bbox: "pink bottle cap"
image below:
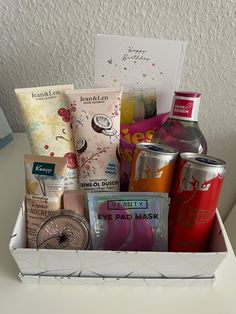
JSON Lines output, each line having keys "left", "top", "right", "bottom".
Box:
{"left": 174, "top": 91, "right": 201, "bottom": 98}
{"left": 63, "top": 190, "right": 85, "bottom": 216}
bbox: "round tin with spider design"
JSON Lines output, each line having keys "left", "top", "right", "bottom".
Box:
{"left": 36, "top": 210, "right": 90, "bottom": 250}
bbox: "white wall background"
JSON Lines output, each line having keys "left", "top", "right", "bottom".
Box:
{"left": 1, "top": 0, "right": 236, "bottom": 219}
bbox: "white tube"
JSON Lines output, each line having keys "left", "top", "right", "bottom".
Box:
{"left": 15, "top": 84, "right": 79, "bottom": 190}
{"left": 66, "top": 87, "right": 122, "bottom": 194}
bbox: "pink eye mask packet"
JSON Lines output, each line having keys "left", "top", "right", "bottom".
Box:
{"left": 88, "top": 192, "right": 169, "bottom": 252}
{"left": 120, "top": 113, "right": 169, "bottom": 191}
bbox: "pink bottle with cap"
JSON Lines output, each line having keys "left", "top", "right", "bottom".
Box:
{"left": 151, "top": 91, "right": 207, "bottom": 154}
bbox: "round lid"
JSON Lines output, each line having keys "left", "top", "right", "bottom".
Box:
{"left": 174, "top": 91, "right": 201, "bottom": 98}
{"left": 136, "top": 142, "right": 178, "bottom": 155}
{"left": 180, "top": 152, "right": 226, "bottom": 168}
{"left": 36, "top": 210, "right": 90, "bottom": 250}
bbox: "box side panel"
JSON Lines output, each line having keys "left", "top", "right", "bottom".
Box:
{"left": 208, "top": 211, "right": 228, "bottom": 253}
{"left": 11, "top": 249, "right": 226, "bottom": 279}
{"left": 19, "top": 273, "right": 215, "bottom": 287}
{"left": 10, "top": 204, "right": 228, "bottom": 280}
{"left": 9, "top": 202, "right": 26, "bottom": 250}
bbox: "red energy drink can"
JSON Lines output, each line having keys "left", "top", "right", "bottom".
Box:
{"left": 128, "top": 143, "right": 178, "bottom": 193}
{"left": 169, "top": 152, "right": 226, "bottom": 252}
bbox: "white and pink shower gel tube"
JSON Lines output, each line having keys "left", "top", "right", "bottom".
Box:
{"left": 66, "top": 88, "right": 122, "bottom": 194}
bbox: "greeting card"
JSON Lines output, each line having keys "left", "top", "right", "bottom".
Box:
{"left": 94, "top": 35, "right": 187, "bottom": 115}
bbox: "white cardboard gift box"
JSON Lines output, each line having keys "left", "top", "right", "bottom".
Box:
{"left": 9, "top": 201, "right": 228, "bottom": 286}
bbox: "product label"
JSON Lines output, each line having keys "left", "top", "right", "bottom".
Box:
{"left": 177, "top": 205, "right": 211, "bottom": 226}
{"left": 108, "top": 199, "right": 148, "bottom": 210}
{"left": 32, "top": 162, "right": 55, "bottom": 176}
{"left": 48, "top": 184, "right": 63, "bottom": 192}
{"left": 97, "top": 198, "right": 160, "bottom": 221}
{"left": 172, "top": 99, "right": 193, "bottom": 118}
{"left": 80, "top": 179, "right": 119, "bottom": 190}
{"left": 129, "top": 147, "right": 176, "bottom": 193}
{"left": 25, "top": 195, "right": 59, "bottom": 248}
{"left": 178, "top": 161, "right": 224, "bottom": 193}
{"left": 97, "top": 212, "right": 159, "bottom": 221}
{"left": 31, "top": 90, "right": 60, "bottom": 100}
{"left": 80, "top": 95, "right": 109, "bottom": 104}
{"left": 171, "top": 97, "right": 200, "bottom": 121}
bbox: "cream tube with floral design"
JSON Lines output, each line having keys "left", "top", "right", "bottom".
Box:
{"left": 15, "top": 85, "right": 79, "bottom": 190}
{"left": 66, "top": 88, "right": 122, "bottom": 195}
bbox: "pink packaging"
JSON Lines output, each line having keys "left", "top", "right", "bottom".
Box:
{"left": 88, "top": 192, "right": 170, "bottom": 252}
{"left": 120, "top": 113, "right": 169, "bottom": 190}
